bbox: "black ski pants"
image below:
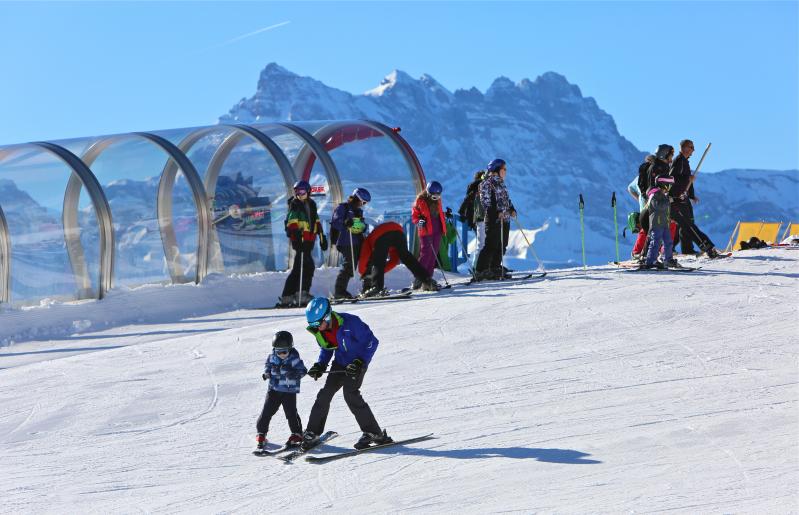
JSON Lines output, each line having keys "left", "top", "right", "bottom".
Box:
{"left": 334, "top": 244, "right": 360, "bottom": 296}
{"left": 281, "top": 248, "right": 314, "bottom": 296}
{"left": 475, "top": 219, "right": 509, "bottom": 273}
{"left": 305, "top": 362, "right": 381, "bottom": 436}
{"left": 367, "top": 231, "right": 429, "bottom": 290}
{"left": 671, "top": 201, "right": 714, "bottom": 252}
{"left": 256, "top": 390, "right": 303, "bottom": 435}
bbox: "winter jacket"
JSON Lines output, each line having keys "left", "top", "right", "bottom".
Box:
{"left": 645, "top": 188, "right": 671, "bottom": 230}
{"left": 479, "top": 174, "right": 514, "bottom": 224}
{"left": 263, "top": 348, "right": 308, "bottom": 393}
{"left": 357, "top": 222, "right": 403, "bottom": 276}
{"left": 458, "top": 177, "right": 484, "bottom": 229}
{"left": 627, "top": 177, "right": 646, "bottom": 212}
{"left": 669, "top": 154, "right": 696, "bottom": 201}
{"left": 638, "top": 157, "right": 669, "bottom": 195}
{"left": 330, "top": 201, "right": 366, "bottom": 248}
{"left": 437, "top": 219, "right": 457, "bottom": 271}
{"left": 285, "top": 197, "right": 323, "bottom": 251}
{"left": 412, "top": 194, "right": 447, "bottom": 238}
{"left": 308, "top": 312, "right": 379, "bottom": 367}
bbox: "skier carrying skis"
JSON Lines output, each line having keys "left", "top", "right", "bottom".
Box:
{"left": 475, "top": 158, "right": 516, "bottom": 280}
{"left": 411, "top": 181, "right": 447, "bottom": 288}
{"left": 668, "top": 139, "right": 720, "bottom": 258}
{"left": 330, "top": 188, "right": 371, "bottom": 300}
{"left": 279, "top": 181, "right": 327, "bottom": 307}
{"left": 301, "top": 297, "right": 392, "bottom": 450}
{"left": 358, "top": 221, "right": 437, "bottom": 296}
{"left": 643, "top": 176, "right": 677, "bottom": 269}
{"left": 255, "top": 331, "right": 308, "bottom": 452}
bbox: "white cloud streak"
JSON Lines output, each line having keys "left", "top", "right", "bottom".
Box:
{"left": 212, "top": 21, "right": 291, "bottom": 49}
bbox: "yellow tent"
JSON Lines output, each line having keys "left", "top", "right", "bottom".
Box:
{"left": 725, "top": 221, "right": 783, "bottom": 251}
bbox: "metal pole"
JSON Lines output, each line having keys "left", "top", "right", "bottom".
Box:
{"left": 579, "top": 194, "right": 586, "bottom": 270}
{"left": 612, "top": 192, "right": 620, "bottom": 264}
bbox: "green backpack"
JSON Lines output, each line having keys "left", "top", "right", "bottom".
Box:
{"left": 624, "top": 212, "right": 640, "bottom": 237}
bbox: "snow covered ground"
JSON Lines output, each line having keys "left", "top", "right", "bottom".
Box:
{"left": 1, "top": 249, "right": 797, "bottom": 513}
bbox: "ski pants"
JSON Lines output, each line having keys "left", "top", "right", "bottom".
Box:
{"left": 256, "top": 390, "right": 303, "bottom": 435}
{"left": 418, "top": 233, "right": 442, "bottom": 278}
{"left": 334, "top": 243, "right": 361, "bottom": 296}
{"left": 646, "top": 226, "right": 673, "bottom": 265}
{"left": 475, "top": 220, "right": 509, "bottom": 273}
{"left": 305, "top": 362, "right": 381, "bottom": 436}
{"left": 366, "top": 231, "right": 428, "bottom": 290}
{"left": 281, "top": 248, "right": 314, "bottom": 297}
{"left": 633, "top": 228, "right": 648, "bottom": 256}
{"left": 671, "top": 201, "right": 713, "bottom": 253}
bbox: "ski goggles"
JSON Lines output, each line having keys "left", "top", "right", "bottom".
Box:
{"left": 274, "top": 347, "right": 291, "bottom": 357}
{"left": 294, "top": 189, "right": 308, "bottom": 196}
{"left": 430, "top": 194, "right": 440, "bottom": 201}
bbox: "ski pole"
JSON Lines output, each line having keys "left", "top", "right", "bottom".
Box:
{"left": 579, "top": 194, "right": 586, "bottom": 270}
{"left": 611, "top": 192, "right": 620, "bottom": 264}
{"left": 693, "top": 142, "right": 712, "bottom": 177}
{"left": 452, "top": 217, "right": 476, "bottom": 277}
{"left": 432, "top": 248, "right": 451, "bottom": 288}
{"left": 349, "top": 229, "right": 356, "bottom": 292}
{"left": 512, "top": 217, "right": 545, "bottom": 271}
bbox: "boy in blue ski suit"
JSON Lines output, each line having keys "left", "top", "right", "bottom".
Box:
{"left": 644, "top": 176, "right": 676, "bottom": 268}
{"left": 255, "top": 331, "right": 308, "bottom": 451}
{"left": 301, "top": 297, "right": 392, "bottom": 450}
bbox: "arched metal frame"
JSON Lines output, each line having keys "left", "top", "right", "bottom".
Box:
{"left": 0, "top": 142, "right": 114, "bottom": 304}
{"left": 162, "top": 123, "right": 297, "bottom": 272}
{"left": 81, "top": 133, "right": 211, "bottom": 284}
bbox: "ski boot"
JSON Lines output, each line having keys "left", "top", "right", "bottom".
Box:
{"left": 421, "top": 279, "right": 440, "bottom": 292}
{"left": 411, "top": 278, "right": 423, "bottom": 290}
{"left": 301, "top": 430, "right": 320, "bottom": 450}
{"left": 333, "top": 290, "right": 354, "bottom": 301}
{"left": 665, "top": 258, "right": 682, "bottom": 268}
{"left": 255, "top": 433, "right": 267, "bottom": 452}
{"left": 286, "top": 433, "right": 303, "bottom": 447}
{"left": 276, "top": 295, "right": 299, "bottom": 308}
{"left": 362, "top": 286, "right": 388, "bottom": 298}
{"left": 354, "top": 429, "right": 393, "bottom": 450}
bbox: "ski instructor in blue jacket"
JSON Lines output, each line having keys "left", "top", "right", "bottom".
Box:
{"left": 300, "top": 297, "right": 393, "bottom": 450}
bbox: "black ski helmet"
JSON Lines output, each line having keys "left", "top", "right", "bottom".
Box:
{"left": 655, "top": 144, "right": 674, "bottom": 161}
{"left": 487, "top": 158, "right": 506, "bottom": 173}
{"left": 272, "top": 331, "right": 293, "bottom": 349}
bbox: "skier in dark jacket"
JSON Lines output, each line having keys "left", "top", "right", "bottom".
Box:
{"left": 301, "top": 297, "right": 393, "bottom": 450}
{"left": 643, "top": 177, "right": 677, "bottom": 268}
{"left": 639, "top": 144, "right": 673, "bottom": 195}
{"left": 254, "top": 331, "right": 308, "bottom": 452}
{"left": 475, "top": 158, "right": 516, "bottom": 280}
{"left": 357, "top": 221, "right": 436, "bottom": 296}
{"left": 330, "top": 188, "right": 370, "bottom": 299}
{"left": 278, "top": 181, "right": 327, "bottom": 307}
{"left": 668, "top": 139, "right": 719, "bottom": 258}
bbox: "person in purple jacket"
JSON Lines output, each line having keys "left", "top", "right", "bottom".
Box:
{"left": 300, "top": 297, "right": 393, "bottom": 450}
{"left": 330, "top": 188, "right": 371, "bottom": 300}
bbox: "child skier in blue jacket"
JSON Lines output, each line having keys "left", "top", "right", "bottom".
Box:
{"left": 300, "top": 297, "right": 392, "bottom": 450}
{"left": 254, "top": 331, "right": 307, "bottom": 452}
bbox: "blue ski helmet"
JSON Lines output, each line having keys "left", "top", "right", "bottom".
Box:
{"left": 487, "top": 158, "right": 506, "bottom": 174}
{"left": 293, "top": 180, "right": 311, "bottom": 194}
{"left": 352, "top": 187, "right": 371, "bottom": 203}
{"left": 305, "top": 297, "right": 332, "bottom": 328}
{"left": 426, "top": 181, "right": 443, "bottom": 195}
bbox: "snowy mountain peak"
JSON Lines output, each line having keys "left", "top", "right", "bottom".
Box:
{"left": 365, "top": 69, "right": 416, "bottom": 96}
{"left": 485, "top": 76, "right": 517, "bottom": 99}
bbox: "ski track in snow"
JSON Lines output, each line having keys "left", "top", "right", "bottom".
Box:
{"left": 0, "top": 248, "right": 797, "bottom": 513}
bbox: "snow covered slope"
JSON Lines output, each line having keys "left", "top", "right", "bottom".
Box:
{"left": 1, "top": 249, "right": 797, "bottom": 512}
{"left": 222, "top": 63, "right": 799, "bottom": 266}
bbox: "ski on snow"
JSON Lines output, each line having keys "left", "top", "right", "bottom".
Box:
{"left": 277, "top": 431, "right": 339, "bottom": 463}
{"left": 253, "top": 442, "right": 300, "bottom": 457}
{"left": 305, "top": 433, "right": 436, "bottom": 464}
{"left": 465, "top": 271, "right": 546, "bottom": 286}
{"left": 329, "top": 290, "right": 413, "bottom": 305}
{"left": 623, "top": 265, "right": 702, "bottom": 272}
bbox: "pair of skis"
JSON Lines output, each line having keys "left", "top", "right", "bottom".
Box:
{"left": 257, "top": 430, "right": 435, "bottom": 464}
{"left": 329, "top": 289, "right": 413, "bottom": 305}
{"left": 465, "top": 271, "right": 547, "bottom": 286}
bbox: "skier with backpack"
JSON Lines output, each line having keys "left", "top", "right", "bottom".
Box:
{"left": 278, "top": 181, "right": 327, "bottom": 307}
{"left": 643, "top": 176, "right": 678, "bottom": 269}
{"left": 330, "top": 188, "right": 370, "bottom": 300}
{"left": 458, "top": 170, "right": 487, "bottom": 267}
{"left": 475, "top": 159, "right": 516, "bottom": 280}
{"left": 301, "top": 297, "right": 393, "bottom": 450}
{"left": 411, "top": 181, "right": 447, "bottom": 288}
{"left": 254, "top": 331, "right": 308, "bottom": 452}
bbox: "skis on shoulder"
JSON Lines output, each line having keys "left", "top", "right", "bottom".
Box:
{"left": 277, "top": 431, "right": 338, "bottom": 463}
{"left": 306, "top": 433, "right": 436, "bottom": 464}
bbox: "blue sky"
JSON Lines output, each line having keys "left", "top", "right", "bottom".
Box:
{"left": 0, "top": 1, "right": 797, "bottom": 172}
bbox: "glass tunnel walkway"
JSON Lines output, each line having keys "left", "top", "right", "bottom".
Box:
{"left": 0, "top": 121, "right": 428, "bottom": 307}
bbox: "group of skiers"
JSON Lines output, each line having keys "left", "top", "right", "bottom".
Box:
{"left": 277, "top": 165, "right": 514, "bottom": 306}
{"left": 255, "top": 297, "right": 392, "bottom": 452}
{"left": 627, "top": 139, "right": 721, "bottom": 268}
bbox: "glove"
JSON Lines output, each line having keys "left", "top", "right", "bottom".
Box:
{"left": 261, "top": 372, "right": 268, "bottom": 381}
{"left": 344, "top": 218, "right": 354, "bottom": 228}
{"left": 416, "top": 217, "right": 426, "bottom": 228}
{"left": 345, "top": 358, "right": 364, "bottom": 378}
{"left": 308, "top": 362, "right": 326, "bottom": 380}
{"left": 319, "top": 233, "right": 328, "bottom": 251}
{"left": 445, "top": 207, "right": 453, "bottom": 219}
{"left": 349, "top": 218, "right": 366, "bottom": 234}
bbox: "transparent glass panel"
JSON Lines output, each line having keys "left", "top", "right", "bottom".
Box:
{"left": 0, "top": 147, "right": 101, "bottom": 305}
{"left": 188, "top": 130, "right": 292, "bottom": 273}
{"left": 85, "top": 138, "right": 199, "bottom": 287}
